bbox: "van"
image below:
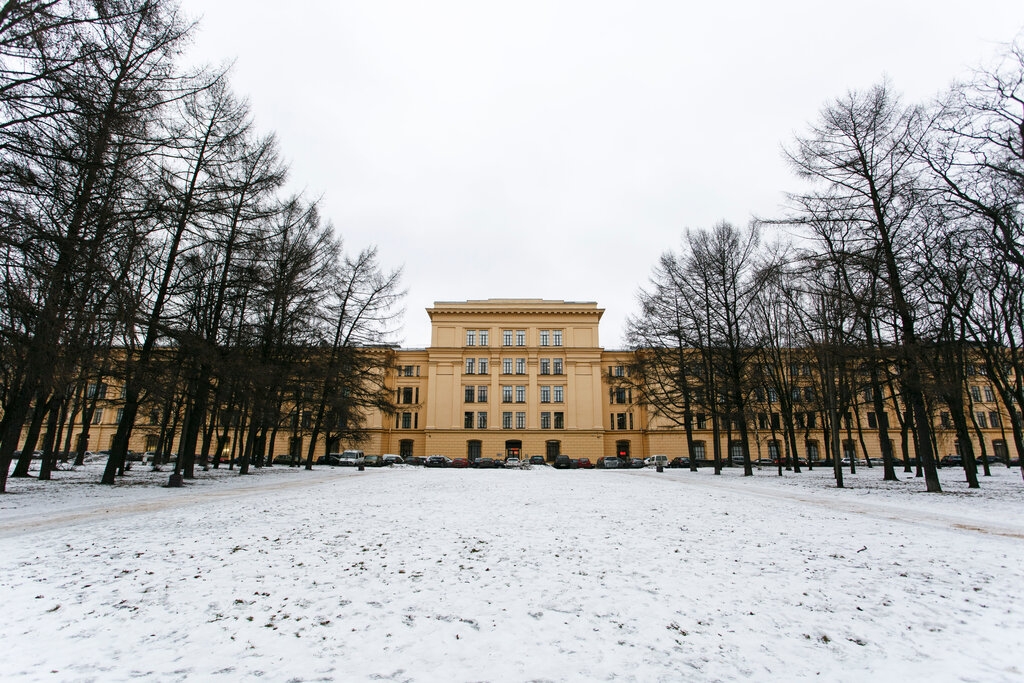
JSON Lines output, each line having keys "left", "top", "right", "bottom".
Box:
{"left": 337, "top": 450, "right": 365, "bottom": 466}
{"left": 644, "top": 455, "right": 669, "bottom": 468}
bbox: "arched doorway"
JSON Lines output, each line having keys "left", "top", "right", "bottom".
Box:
{"left": 505, "top": 440, "right": 522, "bottom": 459}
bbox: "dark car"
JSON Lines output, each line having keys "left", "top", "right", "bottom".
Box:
{"left": 273, "top": 453, "right": 297, "bottom": 465}
{"left": 474, "top": 457, "right": 500, "bottom": 468}
{"left": 364, "top": 455, "right": 384, "bottom": 467}
{"left": 451, "top": 458, "right": 470, "bottom": 468}
{"left": 668, "top": 457, "right": 689, "bottom": 468}
{"left": 529, "top": 455, "right": 546, "bottom": 466}
{"left": 575, "top": 458, "right": 593, "bottom": 469}
{"left": 406, "top": 456, "right": 426, "bottom": 466}
{"left": 629, "top": 458, "right": 646, "bottom": 468}
{"left": 425, "top": 455, "right": 451, "bottom": 468}
{"left": 553, "top": 455, "right": 574, "bottom": 470}
{"left": 940, "top": 455, "right": 963, "bottom": 467}
{"left": 382, "top": 454, "right": 404, "bottom": 465}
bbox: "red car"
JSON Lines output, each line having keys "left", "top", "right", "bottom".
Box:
{"left": 576, "top": 458, "right": 593, "bottom": 469}
{"left": 451, "top": 458, "right": 470, "bottom": 468}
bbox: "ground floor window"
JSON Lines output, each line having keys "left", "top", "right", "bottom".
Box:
{"left": 145, "top": 434, "right": 159, "bottom": 452}
{"left": 843, "top": 440, "right": 856, "bottom": 459}
{"left": 729, "top": 441, "right": 743, "bottom": 460}
{"left": 993, "top": 439, "right": 1008, "bottom": 460}
{"left": 546, "top": 440, "right": 560, "bottom": 460}
{"left": 400, "top": 439, "right": 414, "bottom": 458}
{"left": 806, "top": 441, "right": 819, "bottom": 460}
{"left": 467, "top": 440, "right": 481, "bottom": 461}
{"left": 692, "top": 441, "right": 706, "bottom": 459}
{"left": 767, "top": 440, "right": 780, "bottom": 460}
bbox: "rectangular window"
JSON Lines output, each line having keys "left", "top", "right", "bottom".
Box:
{"left": 540, "top": 330, "right": 550, "bottom": 346}
{"left": 515, "top": 385, "right": 526, "bottom": 403}
{"left": 503, "top": 330, "right": 513, "bottom": 346}
{"left": 465, "top": 386, "right": 475, "bottom": 403}
{"left": 806, "top": 442, "right": 819, "bottom": 459}
{"left": 984, "top": 386, "right": 996, "bottom": 402}
{"left": 502, "top": 386, "right": 513, "bottom": 402}
{"left": 477, "top": 412, "right": 488, "bottom": 429}
{"left": 465, "top": 358, "right": 475, "bottom": 374}
{"left": 868, "top": 412, "right": 877, "bottom": 429}
{"left": 479, "top": 358, "right": 488, "bottom": 374}
{"left": 989, "top": 411, "right": 1000, "bottom": 427}
{"left": 610, "top": 413, "right": 615, "bottom": 430}
{"left": 771, "top": 413, "right": 780, "bottom": 430}
{"left": 554, "top": 412, "right": 564, "bottom": 429}
{"left": 792, "top": 387, "right": 802, "bottom": 403}
{"left": 758, "top": 414, "right": 768, "bottom": 430}
{"left": 553, "top": 359, "right": 563, "bottom": 375}
{"left": 515, "top": 330, "right": 525, "bottom": 346}
{"left": 516, "top": 358, "right": 525, "bottom": 375}
{"left": 401, "top": 412, "right": 412, "bottom": 429}
{"left": 803, "top": 386, "right": 814, "bottom": 401}
{"left": 478, "top": 386, "right": 488, "bottom": 402}
{"left": 540, "top": 412, "right": 551, "bottom": 429}
{"left": 796, "top": 412, "right": 805, "bottom": 429}
{"left": 503, "top": 359, "right": 513, "bottom": 374}
{"left": 540, "top": 359, "right": 550, "bottom": 375}
{"left": 502, "top": 412, "right": 513, "bottom": 429}
{"left": 401, "top": 387, "right": 414, "bottom": 404}
{"left": 466, "top": 330, "right": 476, "bottom": 346}
{"left": 553, "top": 386, "right": 563, "bottom": 403}
{"left": 976, "top": 412, "right": 988, "bottom": 428}
{"left": 614, "top": 388, "right": 626, "bottom": 404}
{"left": 696, "top": 413, "right": 707, "bottom": 430}
{"left": 479, "top": 330, "right": 489, "bottom": 346}
{"left": 971, "top": 386, "right": 982, "bottom": 402}
{"left": 553, "top": 330, "right": 562, "bottom": 346}
{"left": 465, "top": 412, "right": 474, "bottom": 429}
{"left": 767, "top": 387, "right": 778, "bottom": 403}
{"left": 401, "top": 365, "right": 415, "bottom": 377}
{"left": 617, "top": 413, "right": 627, "bottom": 430}
{"left": 863, "top": 388, "right": 873, "bottom": 402}
{"left": 540, "top": 386, "right": 551, "bottom": 403}
{"left": 807, "top": 413, "right": 816, "bottom": 429}
{"left": 693, "top": 442, "right": 706, "bottom": 459}
{"left": 613, "top": 365, "right": 624, "bottom": 377}
{"left": 516, "top": 412, "right": 526, "bottom": 429}
{"left": 115, "top": 408, "right": 124, "bottom": 424}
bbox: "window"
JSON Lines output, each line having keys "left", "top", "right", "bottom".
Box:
{"left": 479, "top": 330, "right": 489, "bottom": 346}
{"left": 540, "top": 359, "right": 550, "bottom": 375}
{"left": 940, "top": 411, "right": 951, "bottom": 428}
{"left": 465, "top": 386, "right": 475, "bottom": 403}
{"left": 503, "top": 359, "right": 513, "bottom": 374}
{"left": 516, "top": 412, "right": 526, "bottom": 429}
{"left": 477, "top": 386, "right": 488, "bottom": 402}
{"left": 984, "top": 386, "right": 996, "bottom": 402}
{"left": 807, "top": 412, "right": 816, "bottom": 429}
{"left": 553, "top": 412, "right": 564, "bottom": 429}
{"left": 540, "top": 412, "right": 551, "bottom": 429}
{"left": 86, "top": 383, "right": 108, "bottom": 399}
{"left": 502, "top": 412, "right": 513, "bottom": 429}
{"left": 971, "top": 386, "right": 982, "bottom": 401}
{"left": 553, "top": 386, "right": 563, "bottom": 403}
{"left": 976, "top": 412, "right": 988, "bottom": 428}
{"left": 771, "top": 413, "right": 780, "bottom": 430}
{"left": 466, "top": 330, "right": 475, "bottom": 346}
{"left": 730, "top": 441, "right": 744, "bottom": 460}
{"left": 401, "top": 412, "right": 412, "bottom": 429}
{"left": 465, "top": 358, "right": 475, "bottom": 374}
{"left": 613, "top": 388, "right": 626, "bottom": 404}
{"left": 503, "top": 330, "right": 513, "bottom": 346}
{"left": 792, "top": 388, "right": 802, "bottom": 403}
{"left": 693, "top": 442, "right": 706, "bottom": 459}
{"left": 464, "top": 412, "right": 474, "bottom": 429}
{"left": 515, "top": 330, "right": 525, "bottom": 346}
{"left": 696, "top": 413, "right": 707, "bottom": 430}
{"left": 515, "top": 358, "right": 525, "bottom": 375}
{"left": 990, "top": 411, "right": 1000, "bottom": 427}
{"left": 540, "top": 386, "right": 551, "bottom": 403}
{"left": 767, "top": 441, "right": 780, "bottom": 460}
{"left": 755, "top": 387, "right": 765, "bottom": 402}
{"left": 553, "top": 359, "right": 563, "bottom": 375}
{"left": 758, "top": 414, "right": 768, "bottom": 430}
{"left": 613, "top": 365, "right": 624, "bottom": 377}
{"left": 863, "top": 388, "right": 873, "bottom": 402}
{"left": 867, "top": 412, "right": 877, "bottom": 429}
{"left": 502, "top": 386, "right": 513, "bottom": 402}
{"left": 115, "top": 408, "right": 124, "bottom": 424}
{"left": 553, "top": 330, "right": 562, "bottom": 346}
{"left": 803, "top": 386, "right": 814, "bottom": 402}
{"left": 477, "top": 412, "right": 488, "bottom": 429}
{"left": 540, "top": 330, "right": 550, "bottom": 346}
{"left": 401, "top": 365, "right": 415, "bottom": 377}
{"left": 767, "top": 388, "right": 778, "bottom": 403}
{"left": 516, "top": 385, "right": 526, "bottom": 403}
{"left": 801, "top": 364, "right": 811, "bottom": 376}
{"left": 616, "top": 413, "right": 627, "bottom": 430}
{"left": 806, "top": 441, "right": 819, "bottom": 460}
{"left": 479, "top": 359, "right": 488, "bottom": 375}
{"left": 468, "top": 440, "right": 482, "bottom": 459}
{"left": 400, "top": 387, "right": 414, "bottom": 404}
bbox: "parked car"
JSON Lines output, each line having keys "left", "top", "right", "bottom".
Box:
{"left": 977, "top": 455, "right": 1005, "bottom": 465}
{"left": 939, "top": 455, "right": 963, "bottom": 467}
{"left": 364, "top": 455, "right": 384, "bottom": 467}
{"left": 597, "top": 457, "right": 621, "bottom": 469}
{"left": 629, "top": 458, "right": 646, "bottom": 468}
{"left": 425, "top": 455, "right": 451, "bottom": 468}
{"left": 381, "top": 454, "right": 404, "bottom": 465}
{"left": 504, "top": 457, "right": 522, "bottom": 469}
{"left": 273, "top": 453, "right": 297, "bottom": 465}
{"left": 451, "top": 458, "right": 470, "bottom": 468}
{"left": 575, "top": 458, "right": 593, "bottom": 469}
{"left": 474, "top": 457, "right": 500, "bottom": 468}
{"left": 529, "top": 455, "right": 546, "bottom": 466}
{"left": 406, "top": 456, "right": 426, "bottom": 466}
{"left": 668, "top": 457, "right": 689, "bottom": 468}
{"left": 553, "top": 455, "right": 574, "bottom": 469}
{"left": 337, "top": 450, "right": 365, "bottom": 467}
{"left": 644, "top": 455, "right": 669, "bottom": 468}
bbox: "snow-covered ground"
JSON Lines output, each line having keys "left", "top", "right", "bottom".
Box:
{"left": 1, "top": 463, "right": 1022, "bottom": 682}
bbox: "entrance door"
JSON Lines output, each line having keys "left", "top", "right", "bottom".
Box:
{"left": 467, "top": 440, "right": 482, "bottom": 462}
{"left": 546, "top": 440, "right": 560, "bottom": 461}
{"left": 505, "top": 440, "right": 522, "bottom": 459}
{"left": 616, "top": 440, "right": 630, "bottom": 459}
{"left": 400, "top": 439, "right": 414, "bottom": 458}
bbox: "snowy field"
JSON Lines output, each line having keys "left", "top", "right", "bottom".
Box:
{"left": 1, "top": 463, "right": 1023, "bottom": 682}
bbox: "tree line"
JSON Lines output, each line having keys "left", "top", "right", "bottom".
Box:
{"left": 627, "top": 40, "right": 1024, "bottom": 492}
{"left": 0, "top": 0, "right": 403, "bottom": 493}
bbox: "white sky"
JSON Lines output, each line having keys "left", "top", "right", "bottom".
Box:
{"left": 176, "top": 1, "right": 1023, "bottom": 349}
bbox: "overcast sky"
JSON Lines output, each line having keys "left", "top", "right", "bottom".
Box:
{"left": 177, "top": 1, "right": 1022, "bottom": 349}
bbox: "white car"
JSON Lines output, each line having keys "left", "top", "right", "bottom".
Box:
{"left": 504, "top": 458, "right": 521, "bottom": 469}
{"left": 337, "top": 450, "right": 365, "bottom": 466}
{"left": 644, "top": 455, "right": 669, "bottom": 468}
